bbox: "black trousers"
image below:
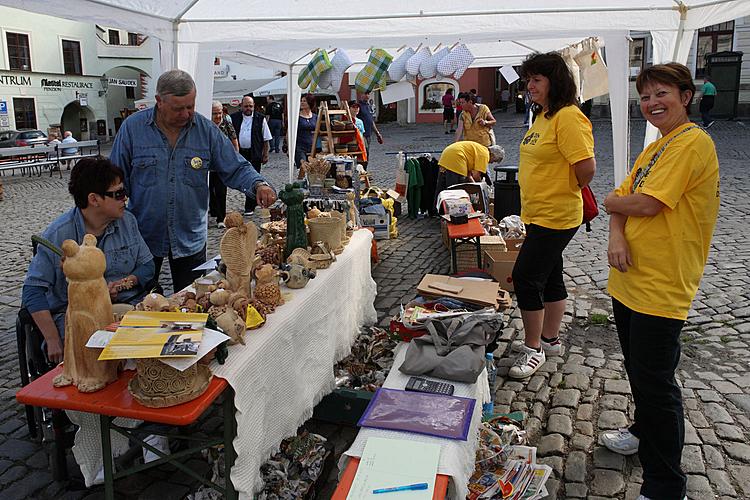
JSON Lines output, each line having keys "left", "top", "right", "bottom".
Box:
{"left": 208, "top": 171, "right": 227, "bottom": 224}
{"left": 152, "top": 245, "right": 207, "bottom": 295}
{"left": 612, "top": 298, "right": 686, "bottom": 500}
{"left": 239, "top": 148, "right": 262, "bottom": 212}
{"left": 512, "top": 224, "right": 578, "bottom": 310}
{"left": 700, "top": 95, "right": 715, "bottom": 126}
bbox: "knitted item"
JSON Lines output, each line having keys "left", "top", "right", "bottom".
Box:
{"left": 420, "top": 47, "right": 450, "bottom": 79}
{"left": 406, "top": 47, "right": 432, "bottom": 77}
{"left": 297, "top": 50, "right": 332, "bottom": 91}
{"left": 318, "top": 49, "right": 353, "bottom": 91}
{"left": 387, "top": 47, "right": 415, "bottom": 81}
{"left": 355, "top": 49, "right": 393, "bottom": 94}
{"left": 437, "top": 44, "right": 475, "bottom": 79}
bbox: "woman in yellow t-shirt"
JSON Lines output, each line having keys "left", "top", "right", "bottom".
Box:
{"left": 600, "top": 63, "right": 719, "bottom": 500}
{"left": 509, "top": 52, "right": 596, "bottom": 380}
{"left": 454, "top": 93, "right": 496, "bottom": 147}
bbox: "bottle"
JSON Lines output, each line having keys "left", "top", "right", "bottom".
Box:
{"left": 483, "top": 353, "right": 497, "bottom": 418}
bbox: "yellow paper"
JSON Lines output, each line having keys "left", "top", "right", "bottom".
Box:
{"left": 246, "top": 305, "right": 266, "bottom": 329}
{"left": 98, "top": 311, "right": 207, "bottom": 361}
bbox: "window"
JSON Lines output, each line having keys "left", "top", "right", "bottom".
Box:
{"left": 6, "top": 32, "right": 31, "bottom": 71}
{"left": 127, "top": 32, "right": 139, "bottom": 46}
{"left": 62, "top": 40, "right": 82, "bottom": 75}
{"left": 125, "top": 85, "right": 135, "bottom": 99}
{"left": 696, "top": 21, "right": 734, "bottom": 76}
{"left": 629, "top": 38, "right": 646, "bottom": 78}
{"left": 420, "top": 81, "right": 455, "bottom": 113}
{"left": 13, "top": 98, "right": 36, "bottom": 129}
{"left": 108, "top": 29, "right": 120, "bottom": 45}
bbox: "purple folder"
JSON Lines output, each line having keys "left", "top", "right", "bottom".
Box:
{"left": 357, "top": 387, "right": 476, "bottom": 441}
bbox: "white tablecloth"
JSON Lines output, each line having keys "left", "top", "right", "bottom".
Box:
{"left": 70, "top": 229, "right": 378, "bottom": 496}
{"left": 339, "top": 343, "right": 489, "bottom": 500}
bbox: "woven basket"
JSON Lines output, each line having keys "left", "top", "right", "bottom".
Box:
{"left": 329, "top": 210, "right": 349, "bottom": 245}
{"left": 129, "top": 359, "right": 212, "bottom": 408}
{"left": 308, "top": 217, "right": 343, "bottom": 254}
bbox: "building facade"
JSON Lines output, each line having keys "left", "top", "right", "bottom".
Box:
{"left": 0, "top": 6, "right": 153, "bottom": 141}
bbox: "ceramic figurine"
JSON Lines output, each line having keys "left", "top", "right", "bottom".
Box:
{"left": 136, "top": 292, "right": 171, "bottom": 312}
{"left": 220, "top": 211, "right": 258, "bottom": 296}
{"left": 53, "top": 235, "right": 119, "bottom": 393}
{"left": 208, "top": 289, "right": 245, "bottom": 345}
{"left": 253, "top": 264, "right": 283, "bottom": 310}
{"left": 346, "top": 192, "right": 358, "bottom": 228}
{"left": 280, "top": 263, "right": 316, "bottom": 289}
{"left": 279, "top": 183, "right": 307, "bottom": 259}
{"left": 287, "top": 247, "right": 312, "bottom": 268}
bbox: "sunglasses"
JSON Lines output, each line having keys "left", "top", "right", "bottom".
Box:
{"left": 101, "top": 188, "right": 128, "bottom": 201}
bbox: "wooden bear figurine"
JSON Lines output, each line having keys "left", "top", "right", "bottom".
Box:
{"left": 53, "top": 234, "right": 119, "bottom": 393}
{"left": 220, "top": 211, "right": 258, "bottom": 296}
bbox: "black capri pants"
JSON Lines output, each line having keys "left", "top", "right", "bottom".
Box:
{"left": 512, "top": 223, "right": 578, "bottom": 311}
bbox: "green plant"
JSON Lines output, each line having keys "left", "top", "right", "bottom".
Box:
{"left": 590, "top": 313, "right": 608, "bottom": 325}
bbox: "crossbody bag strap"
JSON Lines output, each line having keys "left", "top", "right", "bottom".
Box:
{"left": 631, "top": 125, "right": 700, "bottom": 193}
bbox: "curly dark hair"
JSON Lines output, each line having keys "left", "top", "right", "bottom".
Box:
{"left": 636, "top": 62, "right": 696, "bottom": 114}
{"left": 68, "top": 157, "right": 124, "bottom": 209}
{"left": 520, "top": 52, "right": 578, "bottom": 119}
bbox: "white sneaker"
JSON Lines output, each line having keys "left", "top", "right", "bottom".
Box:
{"left": 636, "top": 495, "right": 686, "bottom": 500}
{"left": 217, "top": 222, "right": 226, "bottom": 229}
{"left": 508, "top": 344, "right": 545, "bottom": 379}
{"left": 541, "top": 337, "right": 563, "bottom": 356}
{"left": 600, "top": 428, "right": 639, "bottom": 455}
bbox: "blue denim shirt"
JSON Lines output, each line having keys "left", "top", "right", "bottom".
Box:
{"left": 22, "top": 208, "right": 155, "bottom": 315}
{"left": 109, "top": 107, "right": 268, "bottom": 258}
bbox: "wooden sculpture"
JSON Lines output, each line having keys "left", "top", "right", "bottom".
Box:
{"left": 53, "top": 234, "right": 119, "bottom": 393}
{"left": 219, "top": 211, "right": 258, "bottom": 296}
{"left": 207, "top": 289, "right": 246, "bottom": 345}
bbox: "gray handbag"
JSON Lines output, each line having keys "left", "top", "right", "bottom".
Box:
{"left": 398, "top": 312, "right": 503, "bottom": 383}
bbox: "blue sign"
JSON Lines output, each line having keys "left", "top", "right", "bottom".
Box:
{"left": 0, "top": 101, "right": 7, "bottom": 114}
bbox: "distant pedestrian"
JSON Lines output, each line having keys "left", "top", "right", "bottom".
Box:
{"left": 356, "top": 91, "right": 384, "bottom": 170}
{"left": 500, "top": 88, "right": 510, "bottom": 112}
{"left": 266, "top": 95, "right": 284, "bottom": 153}
{"left": 61, "top": 131, "right": 78, "bottom": 169}
{"left": 442, "top": 88, "right": 456, "bottom": 134}
{"left": 209, "top": 100, "right": 239, "bottom": 228}
{"left": 230, "top": 96, "right": 272, "bottom": 215}
{"left": 700, "top": 75, "right": 717, "bottom": 128}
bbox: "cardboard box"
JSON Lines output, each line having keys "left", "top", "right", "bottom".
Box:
{"left": 483, "top": 250, "right": 519, "bottom": 292}
{"left": 503, "top": 238, "right": 524, "bottom": 252}
{"left": 360, "top": 213, "right": 390, "bottom": 240}
{"left": 417, "top": 274, "right": 502, "bottom": 308}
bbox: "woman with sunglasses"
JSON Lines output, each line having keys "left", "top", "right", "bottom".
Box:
{"left": 21, "top": 157, "right": 154, "bottom": 364}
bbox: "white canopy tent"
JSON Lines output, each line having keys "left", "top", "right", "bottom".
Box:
{"left": 5, "top": 1, "right": 749, "bottom": 186}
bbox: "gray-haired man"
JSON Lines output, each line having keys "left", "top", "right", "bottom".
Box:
{"left": 110, "top": 69, "right": 276, "bottom": 292}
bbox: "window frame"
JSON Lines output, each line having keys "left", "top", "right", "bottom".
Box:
{"left": 127, "top": 32, "right": 139, "bottom": 46}
{"left": 125, "top": 85, "right": 136, "bottom": 99}
{"left": 61, "top": 38, "right": 83, "bottom": 76}
{"left": 12, "top": 97, "right": 37, "bottom": 130}
{"left": 108, "top": 29, "right": 120, "bottom": 45}
{"left": 6, "top": 31, "right": 32, "bottom": 71}
{"left": 696, "top": 21, "right": 735, "bottom": 77}
{"left": 629, "top": 37, "right": 646, "bottom": 80}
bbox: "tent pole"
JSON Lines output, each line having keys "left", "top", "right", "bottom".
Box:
{"left": 672, "top": 1, "right": 688, "bottom": 61}
{"left": 172, "top": 21, "right": 179, "bottom": 68}
{"left": 288, "top": 64, "right": 295, "bottom": 183}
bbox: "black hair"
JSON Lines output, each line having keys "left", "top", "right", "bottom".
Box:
{"left": 445, "top": 88, "right": 453, "bottom": 94}
{"left": 68, "top": 157, "right": 124, "bottom": 209}
{"left": 462, "top": 93, "right": 478, "bottom": 104}
{"left": 520, "top": 52, "right": 578, "bottom": 119}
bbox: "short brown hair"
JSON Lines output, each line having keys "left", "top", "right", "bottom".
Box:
{"left": 636, "top": 63, "right": 696, "bottom": 113}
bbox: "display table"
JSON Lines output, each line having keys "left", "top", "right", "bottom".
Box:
{"left": 16, "top": 366, "right": 234, "bottom": 500}
{"left": 336, "top": 343, "right": 488, "bottom": 499}
{"left": 42, "top": 229, "right": 378, "bottom": 498}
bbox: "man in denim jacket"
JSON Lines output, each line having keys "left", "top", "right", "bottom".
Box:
{"left": 110, "top": 70, "right": 276, "bottom": 292}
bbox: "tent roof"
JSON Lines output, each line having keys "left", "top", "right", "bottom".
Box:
{"left": 212, "top": 78, "right": 275, "bottom": 101}
{"left": 4, "top": 1, "right": 750, "bottom": 66}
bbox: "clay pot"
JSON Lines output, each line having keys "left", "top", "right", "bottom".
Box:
{"left": 308, "top": 217, "right": 343, "bottom": 254}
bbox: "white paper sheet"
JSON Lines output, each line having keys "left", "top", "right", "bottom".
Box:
{"left": 499, "top": 65, "right": 520, "bottom": 84}
{"left": 347, "top": 437, "right": 440, "bottom": 500}
{"left": 192, "top": 254, "right": 221, "bottom": 272}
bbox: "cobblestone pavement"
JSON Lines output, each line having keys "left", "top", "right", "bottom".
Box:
{"left": 0, "top": 111, "right": 748, "bottom": 499}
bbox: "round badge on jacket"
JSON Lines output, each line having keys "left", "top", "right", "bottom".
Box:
{"left": 190, "top": 157, "right": 203, "bottom": 169}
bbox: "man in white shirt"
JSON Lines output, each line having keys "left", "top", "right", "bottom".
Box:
{"left": 230, "top": 96, "right": 272, "bottom": 215}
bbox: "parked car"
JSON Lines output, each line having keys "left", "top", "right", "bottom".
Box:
{"left": 0, "top": 129, "right": 48, "bottom": 148}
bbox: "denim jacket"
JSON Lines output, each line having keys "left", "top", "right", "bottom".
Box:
{"left": 22, "top": 208, "right": 154, "bottom": 315}
{"left": 109, "top": 107, "right": 268, "bottom": 258}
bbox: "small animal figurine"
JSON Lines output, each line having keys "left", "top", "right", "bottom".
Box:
{"left": 253, "top": 264, "right": 283, "bottom": 311}
{"left": 280, "top": 263, "right": 316, "bottom": 289}
{"left": 220, "top": 211, "right": 258, "bottom": 296}
{"left": 208, "top": 289, "right": 246, "bottom": 345}
{"left": 136, "top": 292, "right": 171, "bottom": 312}
{"left": 53, "top": 235, "right": 119, "bottom": 393}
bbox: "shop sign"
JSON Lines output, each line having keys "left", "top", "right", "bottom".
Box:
{"left": 0, "top": 115, "right": 9, "bottom": 127}
{"left": 108, "top": 77, "right": 137, "bottom": 87}
{"left": 230, "top": 98, "right": 240, "bottom": 106}
{"left": 40, "top": 78, "right": 95, "bottom": 92}
{"left": 0, "top": 74, "right": 32, "bottom": 86}
{"left": 0, "top": 101, "right": 6, "bottom": 114}
{"left": 214, "top": 64, "right": 230, "bottom": 78}
{"left": 78, "top": 92, "right": 88, "bottom": 106}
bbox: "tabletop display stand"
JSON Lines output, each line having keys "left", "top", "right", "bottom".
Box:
{"left": 309, "top": 101, "right": 365, "bottom": 160}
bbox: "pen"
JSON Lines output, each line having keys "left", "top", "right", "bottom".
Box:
{"left": 372, "top": 482, "right": 429, "bottom": 494}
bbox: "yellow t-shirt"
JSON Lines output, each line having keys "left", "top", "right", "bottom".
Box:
{"left": 519, "top": 105, "right": 594, "bottom": 229}
{"left": 461, "top": 104, "right": 492, "bottom": 147}
{"left": 608, "top": 124, "right": 719, "bottom": 321}
{"left": 438, "top": 141, "right": 490, "bottom": 177}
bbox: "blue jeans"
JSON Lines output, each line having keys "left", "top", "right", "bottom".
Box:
{"left": 268, "top": 118, "right": 283, "bottom": 152}
{"left": 612, "top": 298, "right": 686, "bottom": 500}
